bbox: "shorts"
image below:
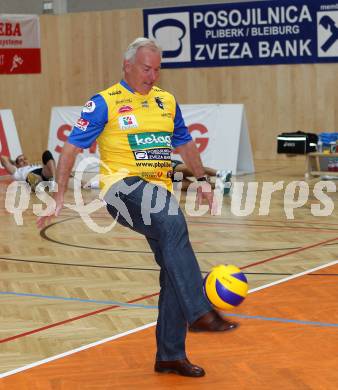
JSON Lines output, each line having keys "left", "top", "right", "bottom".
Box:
{"left": 29, "top": 168, "right": 50, "bottom": 182}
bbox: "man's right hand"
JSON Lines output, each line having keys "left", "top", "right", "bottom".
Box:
{"left": 37, "top": 193, "right": 64, "bottom": 229}
{"left": 36, "top": 141, "right": 81, "bottom": 229}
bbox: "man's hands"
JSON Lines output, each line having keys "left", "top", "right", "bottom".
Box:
{"left": 0, "top": 155, "right": 16, "bottom": 174}
{"left": 36, "top": 142, "right": 80, "bottom": 229}
{"left": 36, "top": 192, "right": 64, "bottom": 229}
{"left": 196, "top": 181, "right": 218, "bottom": 215}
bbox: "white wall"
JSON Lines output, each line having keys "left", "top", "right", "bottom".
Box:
{"left": 68, "top": 0, "right": 273, "bottom": 12}
{"left": 0, "top": 0, "right": 44, "bottom": 14}
{"left": 0, "top": 0, "right": 277, "bottom": 15}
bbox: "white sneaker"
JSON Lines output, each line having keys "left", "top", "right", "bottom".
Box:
{"left": 216, "top": 170, "right": 232, "bottom": 195}
{"left": 35, "top": 179, "right": 57, "bottom": 193}
{"left": 82, "top": 179, "right": 99, "bottom": 189}
{"left": 47, "top": 180, "right": 57, "bottom": 192}
{"left": 215, "top": 177, "right": 225, "bottom": 193}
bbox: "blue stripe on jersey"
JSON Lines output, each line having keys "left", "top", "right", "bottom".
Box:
{"left": 172, "top": 103, "right": 192, "bottom": 148}
{"left": 120, "top": 79, "right": 135, "bottom": 93}
{"left": 68, "top": 94, "right": 108, "bottom": 149}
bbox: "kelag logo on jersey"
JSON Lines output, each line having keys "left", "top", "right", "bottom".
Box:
{"left": 144, "top": 0, "right": 338, "bottom": 67}
{"left": 128, "top": 131, "right": 172, "bottom": 150}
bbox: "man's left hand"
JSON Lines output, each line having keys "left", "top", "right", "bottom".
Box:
{"left": 197, "top": 182, "right": 218, "bottom": 215}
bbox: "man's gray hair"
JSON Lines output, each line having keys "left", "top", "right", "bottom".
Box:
{"left": 124, "top": 37, "right": 162, "bottom": 62}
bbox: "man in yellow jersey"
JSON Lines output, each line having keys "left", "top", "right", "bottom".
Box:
{"left": 38, "top": 38, "right": 238, "bottom": 378}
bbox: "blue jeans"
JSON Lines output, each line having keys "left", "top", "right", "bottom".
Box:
{"left": 105, "top": 177, "right": 212, "bottom": 361}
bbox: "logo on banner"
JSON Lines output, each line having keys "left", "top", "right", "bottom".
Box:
{"left": 146, "top": 12, "right": 191, "bottom": 62}
{"left": 145, "top": 3, "right": 338, "bottom": 68}
{"left": 10, "top": 55, "right": 23, "bottom": 72}
{"left": 0, "top": 116, "right": 11, "bottom": 175}
{"left": 317, "top": 11, "right": 338, "bottom": 57}
{"left": 0, "top": 15, "right": 41, "bottom": 74}
{"left": 118, "top": 115, "right": 138, "bottom": 130}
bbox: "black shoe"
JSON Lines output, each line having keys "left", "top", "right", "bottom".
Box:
{"left": 155, "top": 358, "right": 205, "bottom": 377}
{"left": 189, "top": 310, "right": 239, "bottom": 332}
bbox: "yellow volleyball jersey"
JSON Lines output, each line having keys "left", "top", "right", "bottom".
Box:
{"left": 98, "top": 83, "right": 175, "bottom": 190}
{"left": 68, "top": 80, "right": 192, "bottom": 193}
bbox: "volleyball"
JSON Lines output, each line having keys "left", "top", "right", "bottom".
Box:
{"left": 203, "top": 264, "right": 248, "bottom": 310}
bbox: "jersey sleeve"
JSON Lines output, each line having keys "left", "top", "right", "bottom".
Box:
{"left": 171, "top": 102, "right": 192, "bottom": 148}
{"left": 67, "top": 94, "right": 108, "bottom": 149}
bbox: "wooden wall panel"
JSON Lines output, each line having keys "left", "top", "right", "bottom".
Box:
{"left": 0, "top": 9, "right": 337, "bottom": 161}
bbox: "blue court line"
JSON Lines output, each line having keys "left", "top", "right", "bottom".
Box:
{"left": 1, "top": 291, "right": 337, "bottom": 329}
{"left": 0, "top": 291, "right": 158, "bottom": 309}
{"left": 227, "top": 313, "right": 338, "bottom": 328}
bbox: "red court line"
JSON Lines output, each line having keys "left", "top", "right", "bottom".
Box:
{"left": 241, "top": 236, "right": 338, "bottom": 269}
{"left": 0, "top": 292, "right": 159, "bottom": 344}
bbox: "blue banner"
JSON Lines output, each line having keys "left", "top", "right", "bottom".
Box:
{"left": 143, "top": 0, "right": 338, "bottom": 68}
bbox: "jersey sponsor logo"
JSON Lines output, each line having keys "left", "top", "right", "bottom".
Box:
{"left": 161, "top": 112, "right": 172, "bottom": 118}
{"left": 108, "top": 90, "right": 122, "bottom": 96}
{"left": 155, "top": 97, "right": 164, "bottom": 110}
{"left": 118, "top": 105, "right": 133, "bottom": 114}
{"left": 141, "top": 100, "right": 149, "bottom": 108}
{"left": 75, "top": 118, "right": 90, "bottom": 131}
{"left": 82, "top": 100, "right": 96, "bottom": 113}
{"left": 118, "top": 115, "right": 138, "bottom": 130}
{"left": 140, "top": 171, "right": 164, "bottom": 179}
{"left": 133, "top": 148, "right": 171, "bottom": 160}
{"left": 128, "top": 131, "right": 172, "bottom": 150}
{"left": 116, "top": 98, "right": 132, "bottom": 104}
{"left": 134, "top": 151, "right": 149, "bottom": 159}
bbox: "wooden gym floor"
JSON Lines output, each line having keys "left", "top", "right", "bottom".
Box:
{"left": 0, "top": 159, "right": 337, "bottom": 389}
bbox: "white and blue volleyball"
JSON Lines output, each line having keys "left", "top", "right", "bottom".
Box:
{"left": 203, "top": 264, "right": 248, "bottom": 310}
